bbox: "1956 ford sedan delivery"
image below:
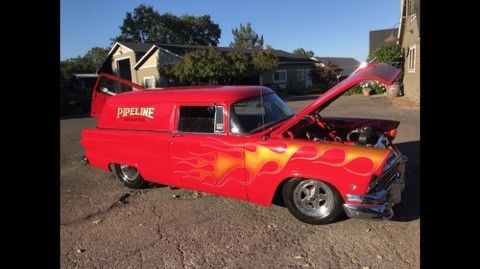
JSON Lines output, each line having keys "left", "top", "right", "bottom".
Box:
{"left": 81, "top": 63, "right": 407, "bottom": 224}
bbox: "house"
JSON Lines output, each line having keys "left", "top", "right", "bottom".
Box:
{"left": 97, "top": 41, "right": 316, "bottom": 92}
{"left": 313, "top": 57, "right": 360, "bottom": 80}
{"left": 369, "top": 28, "right": 399, "bottom": 57}
{"left": 398, "top": 0, "right": 420, "bottom": 102}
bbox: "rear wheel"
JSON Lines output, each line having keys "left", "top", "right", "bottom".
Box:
{"left": 113, "top": 164, "right": 147, "bottom": 189}
{"left": 282, "top": 178, "right": 343, "bottom": 224}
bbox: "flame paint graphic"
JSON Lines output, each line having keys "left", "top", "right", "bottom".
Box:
{"left": 172, "top": 137, "right": 386, "bottom": 187}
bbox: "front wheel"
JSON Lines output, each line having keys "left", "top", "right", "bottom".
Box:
{"left": 282, "top": 178, "right": 344, "bottom": 224}
{"left": 113, "top": 164, "right": 147, "bottom": 189}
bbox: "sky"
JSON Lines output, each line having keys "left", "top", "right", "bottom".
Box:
{"left": 61, "top": 0, "right": 400, "bottom": 62}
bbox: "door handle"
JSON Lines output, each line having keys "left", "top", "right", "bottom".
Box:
{"left": 172, "top": 133, "right": 183, "bottom": 138}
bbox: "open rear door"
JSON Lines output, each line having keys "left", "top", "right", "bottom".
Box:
{"left": 90, "top": 73, "right": 144, "bottom": 118}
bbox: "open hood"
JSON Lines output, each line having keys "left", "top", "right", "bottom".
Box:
{"left": 270, "top": 63, "right": 402, "bottom": 137}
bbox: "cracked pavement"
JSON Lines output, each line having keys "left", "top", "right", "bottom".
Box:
{"left": 61, "top": 95, "right": 420, "bottom": 268}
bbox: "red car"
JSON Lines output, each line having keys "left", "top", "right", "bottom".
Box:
{"left": 81, "top": 63, "right": 407, "bottom": 224}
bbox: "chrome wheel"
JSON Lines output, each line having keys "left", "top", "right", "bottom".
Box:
{"left": 119, "top": 165, "right": 139, "bottom": 182}
{"left": 292, "top": 180, "right": 335, "bottom": 218}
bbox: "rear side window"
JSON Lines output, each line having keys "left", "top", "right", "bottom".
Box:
{"left": 178, "top": 106, "right": 224, "bottom": 133}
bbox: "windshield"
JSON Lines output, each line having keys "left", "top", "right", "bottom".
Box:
{"left": 230, "top": 93, "right": 294, "bottom": 134}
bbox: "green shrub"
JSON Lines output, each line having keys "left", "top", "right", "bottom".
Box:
{"left": 345, "top": 85, "right": 363, "bottom": 95}
{"left": 345, "top": 81, "right": 386, "bottom": 96}
{"left": 367, "top": 81, "right": 387, "bottom": 94}
{"left": 367, "top": 43, "right": 403, "bottom": 68}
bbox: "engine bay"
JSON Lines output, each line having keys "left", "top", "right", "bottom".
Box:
{"left": 284, "top": 113, "right": 396, "bottom": 149}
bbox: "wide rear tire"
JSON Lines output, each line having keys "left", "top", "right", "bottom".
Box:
{"left": 113, "top": 164, "right": 147, "bottom": 189}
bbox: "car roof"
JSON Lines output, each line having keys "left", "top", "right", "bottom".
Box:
{"left": 110, "top": 85, "right": 274, "bottom": 104}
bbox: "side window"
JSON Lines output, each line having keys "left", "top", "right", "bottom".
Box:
{"left": 178, "top": 106, "right": 224, "bottom": 134}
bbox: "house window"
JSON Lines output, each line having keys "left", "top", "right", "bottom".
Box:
{"left": 273, "top": 70, "right": 287, "bottom": 83}
{"left": 298, "top": 69, "right": 305, "bottom": 81}
{"left": 407, "top": 45, "right": 416, "bottom": 73}
{"left": 144, "top": 76, "right": 156, "bottom": 88}
{"left": 178, "top": 106, "right": 224, "bottom": 134}
{"left": 297, "top": 69, "right": 311, "bottom": 81}
{"left": 407, "top": 0, "right": 416, "bottom": 16}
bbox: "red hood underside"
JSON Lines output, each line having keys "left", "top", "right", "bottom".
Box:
{"left": 270, "top": 63, "right": 402, "bottom": 137}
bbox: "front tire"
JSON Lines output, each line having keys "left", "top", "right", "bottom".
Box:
{"left": 113, "top": 164, "right": 147, "bottom": 189}
{"left": 282, "top": 178, "right": 343, "bottom": 224}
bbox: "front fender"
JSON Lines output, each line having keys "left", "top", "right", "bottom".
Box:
{"left": 244, "top": 139, "right": 391, "bottom": 205}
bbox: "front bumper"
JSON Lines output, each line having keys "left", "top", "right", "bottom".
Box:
{"left": 343, "top": 154, "right": 407, "bottom": 220}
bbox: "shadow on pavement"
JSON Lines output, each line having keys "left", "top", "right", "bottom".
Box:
{"left": 286, "top": 94, "right": 321, "bottom": 102}
{"left": 272, "top": 140, "right": 420, "bottom": 223}
{"left": 390, "top": 140, "right": 420, "bottom": 222}
{"left": 60, "top": 111, "right": 91, "bottom": 120}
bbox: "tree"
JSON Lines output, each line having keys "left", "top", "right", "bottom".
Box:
{"left": 60, "top": 47, "right": 109, "bottom": 80}
{"left": 201, "top": 49, "right": 230, "bottom": 84}
{"left": 311, "top": 62, "right": 342, "bottom": 90}
{"left": 367, "top": 43, "right": 402, "bottom": 67}
{"left": 230, "top": 23, "right": 264, "bottom": 50}
{"left": 226, "top": 52, "right": 252, "bottom": 83}
{"left": 84, "top": 47, "right": 110, "bottom": 69}
{"left": 292, "top": 48, "right": 315, "bottom": 57}
{"left": 252, "top": 46, "right": 279, "bottom": 74}
{"left": 170, "top": 48, "right": 229, "bottom": 85}
{"left": 252, "top": 46, "right": 279, "bottom": 85}
{"left": 114, "top": 4, "right": 221, "bottom": 46}
{"left": 178, "top": 15, "right": 222, "bottom": 46}
{"left": 115, "top": 4, "right": 163, "bottom": 43}
{"left": 61, "top": 57, "right": 86, "bottom": 80}
{"left": 169, "top": 46, "right": 278, "bottom": 85}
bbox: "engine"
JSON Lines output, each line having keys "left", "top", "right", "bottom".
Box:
{"left": 285, "top": 117, "right": 394, "bottom": 149}
{"left": 346, "top": 127, "right": 390, "bottom": 148}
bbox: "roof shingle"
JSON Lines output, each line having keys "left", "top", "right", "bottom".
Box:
{"left": 119, "top": 41, "right": 315, "bottom": 64}
{"left": 314, "top": 57, "right": 360, "bottom": 76}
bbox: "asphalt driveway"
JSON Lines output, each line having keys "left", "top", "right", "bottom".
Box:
{"left": 60, "top": 95, "right": 420, "bottom": 268}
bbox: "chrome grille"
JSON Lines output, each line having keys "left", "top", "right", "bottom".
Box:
{"left": 368, "top": 158, "right": 404, "bottom": 194}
